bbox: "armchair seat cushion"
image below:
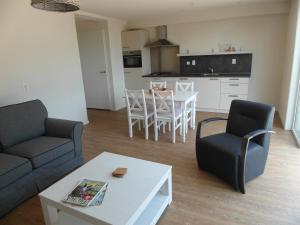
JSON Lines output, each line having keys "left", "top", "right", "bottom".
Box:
{"left": 0, "top": 153, "right": 32, "bottom": 189}
{"left": 196, "top": 133, "right": 264, "bottom": 189}
{"left": 5, "top": 137, "right": 74, "bottom": 169}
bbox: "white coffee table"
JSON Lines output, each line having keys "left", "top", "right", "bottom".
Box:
{"left": 39, "top": 152, "right": 172, "bottom": 225}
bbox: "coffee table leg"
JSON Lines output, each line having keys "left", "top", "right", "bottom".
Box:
{"left": 160, "top": 170, "right": 173, "bottom": 205}
{"left": 41, "top": 199, "right": 58, "bottom": 225}
{"left": 167, "top": 170, "right": 172, "bottom": 205}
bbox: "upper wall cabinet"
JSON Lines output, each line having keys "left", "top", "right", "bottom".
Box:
{"left": 122, "top": 30, "right": 149, "bottom": 51}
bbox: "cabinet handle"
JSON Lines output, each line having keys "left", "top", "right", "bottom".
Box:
{"left": 125, "top": 72, "right": 131, "bottom": 74}
{"left": 229, "top": 95, "right": 239, "bottom": 97}
{"left": 229, "top": 84, "right": 239, "bottom": 86}
{"left": 229, "top": 78, "right": 240, "bottom": 80}
{"left": 210, "top": 78, "right": 219, "bottom": 80}
{"left": 180, "top": 78, "right": 188, "bottom": 80}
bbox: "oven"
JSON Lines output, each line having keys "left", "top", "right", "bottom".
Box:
{"left": 123, "top": 51, "right": 142, "bottom": 68}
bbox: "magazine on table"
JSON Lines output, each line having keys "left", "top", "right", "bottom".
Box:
{"left": 63, "top": 179, "right": 108, "bottom": 207}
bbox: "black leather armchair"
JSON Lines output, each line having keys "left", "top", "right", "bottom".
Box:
{"left": 196, "top": 100, "right": 275, "bottom": 194}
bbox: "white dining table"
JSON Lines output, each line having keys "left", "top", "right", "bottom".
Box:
{"left": 145, "top": 91, "right": 198, "bottom": 143}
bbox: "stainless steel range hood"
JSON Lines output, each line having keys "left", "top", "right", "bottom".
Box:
{"left": 145, "top": 25, "right": 178, "bottom": 48}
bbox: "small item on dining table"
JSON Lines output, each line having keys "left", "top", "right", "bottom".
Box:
{"left": 149, "top": 87, "right": 169, "bottom": 95}
{"left": 112, "top": 168, "right": 128, "bottom": 177}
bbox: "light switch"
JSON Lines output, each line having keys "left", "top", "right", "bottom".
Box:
{"left": 192, "top": 60, "right": 196, "bottom": 66}
{"left": 232, "top": 58, "right": 237, "bottom": 64}
{"left": 186, "top": 61, "right": 191, "bottom": 65}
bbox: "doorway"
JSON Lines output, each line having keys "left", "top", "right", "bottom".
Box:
{"left": 75, "top": 17, "right": 112, "bottom": 110}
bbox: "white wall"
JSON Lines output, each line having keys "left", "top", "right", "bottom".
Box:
{"left": 144, "top": 14, "right": 287, "bottom": 109}
{"left": 107, "top": 19, "right": 126, "bottom": 110}
{"left": 127, "top": 2, "right": 289, "bottom": 28}
{"left": 279, "top": 0, "right": 300, "bottom": 130}
{"left": 0, "top": 0, "right": 88, "bottom": 123}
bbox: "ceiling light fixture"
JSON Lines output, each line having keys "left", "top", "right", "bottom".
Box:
{"left": 31, "top": 0, "right": 80, "bottom": 12}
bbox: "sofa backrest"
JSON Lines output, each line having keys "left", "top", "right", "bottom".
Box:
{"left": 0, "top": 100, "right": 48, "bottom": 149}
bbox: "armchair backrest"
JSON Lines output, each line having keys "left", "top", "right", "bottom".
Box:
{"left": 226, "top": 100, "right": 275, "bottom": 148}
{"left": 0, "top": 100, "right": 48, "bottom": 149}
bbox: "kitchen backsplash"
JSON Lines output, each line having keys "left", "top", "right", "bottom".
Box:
{"left": 180, "top": 53, "right": 252, "bottom": 75}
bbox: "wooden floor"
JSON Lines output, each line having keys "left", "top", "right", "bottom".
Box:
{"left": 1, "top": 109, "right": 300, "bottom": 225}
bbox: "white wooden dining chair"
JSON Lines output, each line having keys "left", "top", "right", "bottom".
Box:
{"left": 125, "top": 89, "right": 154, "bottom": 140}
{"left": 152, "top": 90, "right": 183, "bottom": 143}
{"left": 150, "top": 81, "right": 167, "bottom": 89}
{"left": 175, "top": 81, "right": 195, "bottom": 133}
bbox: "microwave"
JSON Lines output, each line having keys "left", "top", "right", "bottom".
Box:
{"left": 123, "top": 51, "right": 142, "bottom": 68}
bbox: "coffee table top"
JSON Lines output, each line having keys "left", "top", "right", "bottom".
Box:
{"left": 39, "top": 152, "right": 172, "bottom": 225}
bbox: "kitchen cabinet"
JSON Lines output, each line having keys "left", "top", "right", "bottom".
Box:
{"left": 122, "top": 30, "right": 149, "bottom": 51}
{"left": 172, "top": 77, "right": 220, "bottom": 110}
{"left": 124, "top": 68, "right": 144, "bottom": 90}
{"left": 173, "top": 77, "right": 249, "bottom": 112}
{"left": 219, "top": 77, "right": 249, "bottom": 110}
{"left": 139, "top": 76, "right": 249, "bottom": 112}
{"left": 197, "top": 78, "right": 221, "bottom": 109}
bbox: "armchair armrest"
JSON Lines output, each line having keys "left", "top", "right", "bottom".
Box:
{"left": 45, "top": 118, "right": 84, "bottom": 156}
{"left": 239, "top": 129, "right": 275, "bottom": 194}
{"left": 243, "top": 129, "right": 275, "bottom": 140}
{"left": 196, "top": 117, "right": 228, "bottom": 139}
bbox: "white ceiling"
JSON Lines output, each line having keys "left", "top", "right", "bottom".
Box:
{"left": 79, "top": 0, "right": 289, "bottom": 21}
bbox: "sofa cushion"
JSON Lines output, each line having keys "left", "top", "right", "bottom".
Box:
{"left": 5, "top": 136, "right": 74, "bottom": 169}
{"left": 0, "top": 100, "right": 48, "bottom": 149}
{"left": 0, "top": 153, "right": 32, "bottom": 189}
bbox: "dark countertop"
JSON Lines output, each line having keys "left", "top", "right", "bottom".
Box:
{"left": 142, "top": 72, "right": 251, "bottom": 78}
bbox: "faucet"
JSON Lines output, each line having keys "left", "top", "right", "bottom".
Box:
{"left": 208, "top": 66, "right": 214, "bottom": 74}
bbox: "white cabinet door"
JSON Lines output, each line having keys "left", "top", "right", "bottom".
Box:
{"left": 122, "top": 30, "right": 148, "bottom": 51}
{"left": 124, "top": 68, "right": 144, "bottom": 90}
{"left": 220, "top": 94, "right": 247, "bottom": 110}
{"left": 165, "top": 78, "right": 175, "bottom": 90}
{"left": 197, "top": 78, "right": 221, "bottom": 109}
{"left": 221, "top": 82, "right": 249, "bottom": 95}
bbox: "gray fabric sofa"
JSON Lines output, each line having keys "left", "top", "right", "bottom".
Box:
{"left": 0, "top": 100, "right": 84, "bottom": 217}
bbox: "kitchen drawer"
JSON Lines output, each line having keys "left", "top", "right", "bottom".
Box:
{"left": 221, "top": 82, "right": 248, "bottom": 95}
{"left": 221, "top": 78, "right": 249, "bottom": 84}
{"left": 220, "top": 94, "right": 248, "bottom": 110}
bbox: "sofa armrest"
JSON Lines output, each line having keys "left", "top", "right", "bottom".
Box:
{"left": 45, "top": 118, "right": 84, "bottom": 156}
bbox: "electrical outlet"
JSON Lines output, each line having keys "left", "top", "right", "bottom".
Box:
{"left": 232, "top": 58, "right": 237, "bottom": 64}
{"left": 186, "top": 61, "right": 191, "bottom": 65}
{"left": 192, "top": 60, "right": 196, "bottom": 66}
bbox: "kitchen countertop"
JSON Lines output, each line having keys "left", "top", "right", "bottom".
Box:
{"left": 142, "top": 72, "right": 251, "bottom": 78}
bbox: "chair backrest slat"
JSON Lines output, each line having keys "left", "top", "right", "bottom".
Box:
{"left": 150, "top": 81, "right": 167, "bottom": 89}
{"left": 125, "top": 89, "right": 147, "bottom": 117}
{"left": 175, "top": 81, "right": 194, "bottom": 92}
{"left": 152, "top": 90, "right": 175, "bottom": 118}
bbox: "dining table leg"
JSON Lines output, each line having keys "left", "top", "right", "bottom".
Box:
{"left": 181, "top": 102, "right": 186, "bottom": 143}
